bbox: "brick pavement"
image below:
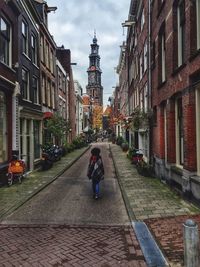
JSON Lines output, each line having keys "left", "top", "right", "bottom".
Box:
{"left": 110, "top": 144, "right": 200, "bottom": 266}
{"left": 0, "top": 224, "right": 147, "bottom": 267}
{"left": 145, "top": 214, "right": 200, "bottom": 267}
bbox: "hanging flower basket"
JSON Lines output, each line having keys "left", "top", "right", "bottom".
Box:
{"left": 131, "top": 107, "right": 152, "bottom": 131}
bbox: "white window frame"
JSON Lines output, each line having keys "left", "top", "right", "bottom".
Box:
{"left": 0, "top": 17, "right": 11, "bottom": 66}
{"left": 161, "top": 33, "right": 166, "bottom": 82}
{"left": 31, "top": 34, "right": 37, "bottom": 65}
{"left": 33, "top": 76, "right": 39, "bottom": 104}
{"left": 22, "top": 21, "right": 28, "bottom": 55}
{"left": 22, "top": 68, "right": 30, "bottom": 101}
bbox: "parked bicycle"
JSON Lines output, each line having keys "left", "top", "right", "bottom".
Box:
{"left": 7, "top": 155, "right": 26, "bottom": 186}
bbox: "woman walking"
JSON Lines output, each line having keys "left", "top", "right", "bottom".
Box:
{"left": 87, "top": 147, "right": 104, "bottom": 199}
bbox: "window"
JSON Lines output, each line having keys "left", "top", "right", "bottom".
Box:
{"left": 140, "top": 52, "right": 143, "bottom": 80}
{"left": 196, "top": 84, "right": 200, "bottom": 175}
{"left": 42, "top": 74, "right": 46, "bottom": 104}
{"left": 45, "top": 42, "right": 50, "bottom": 68}
{"left": 197, "top": 0, "right": 200, "bottom": 49}
{"left": 151, "top": 41, "right": 156, "bottom": 68}
{"left": 177, "top": 0, "right": 185, "bottom": 66}
{"left": 22, "top": 68, "right": 30, "bottom": 100}
{"left": 161, "top": 33, "right": 166, "bottom": 82}
{"left": 32, "top": 77, "right": 39, "bottom": 104}
{"left": 144, "top": 84, "right": 148, "bottom": 112}
{"left": 158, "top": 23, "right": 166, "bottom": 84}
{"left": 50, "top": 49, "right": 53, "bottom": 73}
{"left": 31, "top": 35, "right": 37, "bottom": 64}
{"left": 62, "top": 77, "right": 66, "bottom": 93}
{"left": 47, "top": 80, "right": 51, "bottom": 106}
{"left": 176, "top": 98, "right": 184, "bottom": 165}
{"left": 22, "top": 21, "right": 28, "bottom": 55}
{"left": 0, "top": 17, "right": 10, "bottom": 65}
{"left": 144, "top": 41, "right": 148, "bottom": 72}
{"left": 52, "top": 83, "right": 55, "bottom": 109}
{"left": 40, "top": 35, "right": 44, "bottom": 62}
{"left": 0, "top": 91, "right": 7, "bottom": 163}
{"left": 33, "top": 120, "right": 40, "bottom": 159}
{"left": 140, "top": 8, "right": 145, "bottom": 32}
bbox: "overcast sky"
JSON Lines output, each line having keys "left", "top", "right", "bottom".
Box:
{"left": 47, "top": 0, "right": 130, "bottom": 106}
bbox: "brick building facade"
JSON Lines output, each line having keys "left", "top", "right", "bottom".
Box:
{"left": 116, "top": 0, "right": 200, "bottom": 200}
{"left": 151, "top": 0, "right": 200, "bottom": 199}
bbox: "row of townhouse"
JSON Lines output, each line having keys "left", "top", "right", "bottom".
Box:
{"left": 113, "top": 0, "right": 200, "bottom": 201}
{"left": 0, "top": 0, "right": 80, "bottom": 185}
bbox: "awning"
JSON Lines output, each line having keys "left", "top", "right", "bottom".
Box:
{"left": 43, "top": 112, "right": 53, "bottom": 119}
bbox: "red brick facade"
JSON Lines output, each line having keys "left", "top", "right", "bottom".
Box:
{"left": 151, "top": 0, "right": 200, "bottom": 197}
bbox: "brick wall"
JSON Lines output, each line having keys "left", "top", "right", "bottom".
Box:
{"left": 151, "top": 0, "right": 200, "bottom": 172}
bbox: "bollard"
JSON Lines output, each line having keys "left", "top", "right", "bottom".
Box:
{"left": 183, "top": 219, "right": 199, "bottom": 267}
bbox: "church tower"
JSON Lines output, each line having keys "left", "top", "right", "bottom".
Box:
{"left": 86, "top": 33, "right": 103, "bottom": 106}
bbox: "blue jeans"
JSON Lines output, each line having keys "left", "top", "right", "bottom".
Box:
{"left": 92, "top": 180, "right": 99, "bottom": 195}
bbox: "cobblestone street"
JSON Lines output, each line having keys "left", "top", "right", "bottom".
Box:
{"left": 0, "top": 225, "right": 146, "bottom": 267}
{"left": 1, "top": 143, "right": 200, "bottom": 266}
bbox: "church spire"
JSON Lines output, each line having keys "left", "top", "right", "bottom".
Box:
{"left": 93, "top": 30, "right": 97, "bottom": 44}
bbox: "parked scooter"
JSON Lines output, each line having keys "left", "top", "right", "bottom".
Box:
{"left": 51, "top": 145, "right": 62, "bottom": 161}
{"left": 7, "top": 155, "right": 26, "bottom": 186}
{"left": 41, "top": 149, "right": 53, "bottom": 170}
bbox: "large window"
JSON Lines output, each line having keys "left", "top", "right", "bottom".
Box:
{"left": 196, "top": 85, "right": 200, "bottom": 175}
{"left": 42, "top": 74, "right": 46, "bottom": 104}
{"left": 22, "top": 21, "right": 28, "bottom": 55}
{"left": 33, "top": 77, "right": 39, "bottom": 104}
{"left": 0, "top": 17, "right": 10, "bottom": 65}
{"left": 197, "top": 0, "right": 200, "bottom": 49}
{"left": 31, "top": 34, "right": 37, "bottom": 64}
{"left": 158, "top": 23, "right": 166, "bottom": 84}
{"left": 47, "top": 79, "right": 51, "bottom": 107}
{"left": 40, "top": 35, "right": 44, "bottom": 62}
{"left": 33, "top": 120, "right": 40, "bottom": 159}
{"left": 0, "top": 92, "right": 7, "bottom": 163}
{"left": 22, "top": 68, "right": 30, "bottom": 100}
{"left": 176, "top": 98, "right": 184, "bottom": 166}
{"left": 177, "top": 0, "right": 185, "bottom": 66}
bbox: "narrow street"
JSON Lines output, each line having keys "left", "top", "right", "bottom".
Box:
{"left": 0, "top": 144, "right": 147, "bottom": 267}
{"left": 1, "top": 143, "right": 200, "bottom": 267}
{"left": 1, "top": 144, "right": 129, "bottom": 225}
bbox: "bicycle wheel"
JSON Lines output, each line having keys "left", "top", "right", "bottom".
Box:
{"left": 7, "top": 173, "right": 13, "bottom": 186}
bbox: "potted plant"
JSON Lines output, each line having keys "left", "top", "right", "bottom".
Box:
{"left": 136, "top": 159, "right": 154, "bottom": 177}
{"left": 121, "top": 142, "right": 129, "bottom": 152}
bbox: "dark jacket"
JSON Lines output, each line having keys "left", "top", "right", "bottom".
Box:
{"left": 87, "top": 155, "right": 104, "bottom": 182}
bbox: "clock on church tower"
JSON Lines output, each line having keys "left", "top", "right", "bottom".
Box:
{"left": 86, "top": 33, "right": 103, "bottom": 106}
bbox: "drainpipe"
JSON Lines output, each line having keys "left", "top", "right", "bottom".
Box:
{"left": 12, "top": 82, "right": 20, "bottom": 155}
{"left": 148, "top": 0, "right": 152, "bottom": 163}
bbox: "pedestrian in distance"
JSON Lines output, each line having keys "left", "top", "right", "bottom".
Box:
{"left": 87, "top": 147, "right": 104, "bottom": 199}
